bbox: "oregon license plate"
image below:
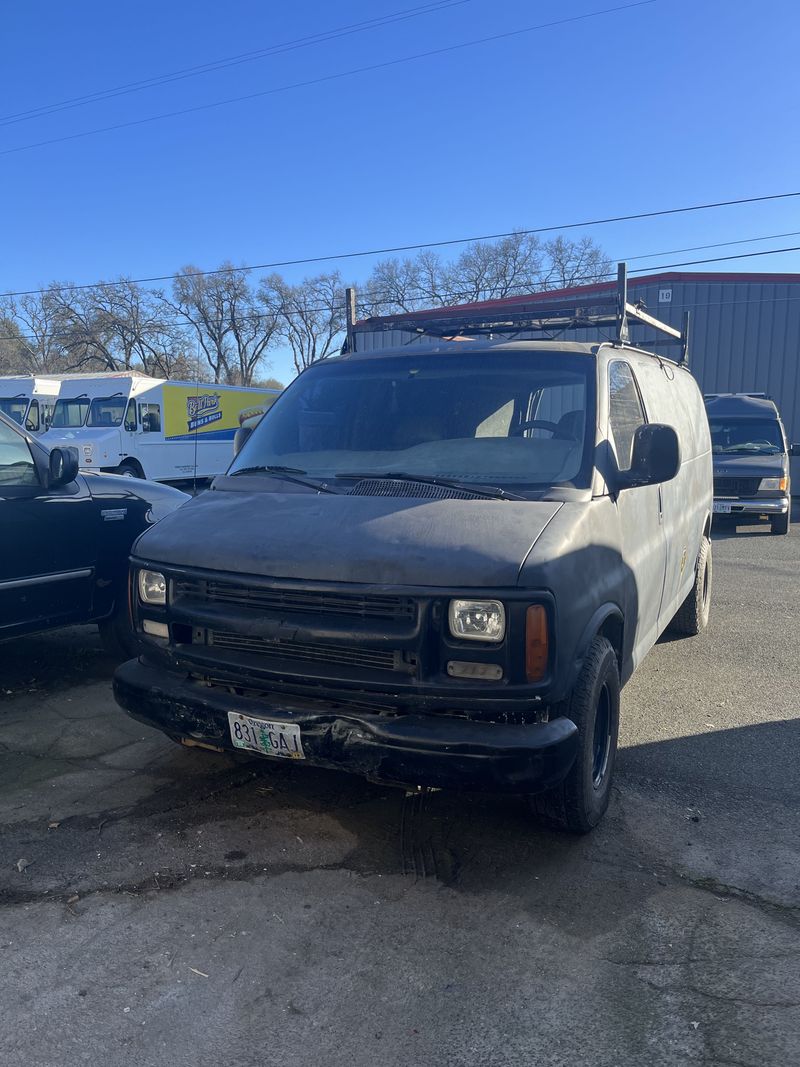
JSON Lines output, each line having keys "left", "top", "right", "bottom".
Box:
{"left": 713, "top": 501, "right": 732, "bottom": 514}
{"left": 227, "top": 712, "right": 305, "bottom": 759}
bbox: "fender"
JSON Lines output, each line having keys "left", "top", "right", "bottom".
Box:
{"left": 572, "top": 602, "right": 625, "bottom": 688}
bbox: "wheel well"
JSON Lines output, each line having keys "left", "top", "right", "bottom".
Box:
{"left": 703, "top": 513, "right": 712, "bottom": 540}
{"left": 597, "top": 614, "right": 624, "bottom": 669}
{"left": 118, "top": 457, "right": 145, "bottom": 477}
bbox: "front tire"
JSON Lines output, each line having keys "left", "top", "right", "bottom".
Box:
{"left": 771, "top": 512, "right": 790, "bottom": 535}
{"left": 117, "top": 460, "right": 143, "bottom": 478}
{"left": 670, "top": 536, "right": 712, "bottom": 636}
{"left": 529, "top": 636, "right": 620, "bottom": 834}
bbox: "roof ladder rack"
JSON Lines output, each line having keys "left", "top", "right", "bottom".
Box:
{"left": 347, "top": 262, "right": 692, "bottom": 364}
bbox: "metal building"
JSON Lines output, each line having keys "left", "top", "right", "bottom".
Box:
{"left": 352, "top": 270, "right": 800, "bottom": 483}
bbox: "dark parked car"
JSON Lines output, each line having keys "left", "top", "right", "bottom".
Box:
{"left": 0, "top": 411, "right": 188, "bottom": 654}
{"left": 706, "top": 393, "right": 797, "bottom": 534}
{"left": 114, "top": 332, "right": 713, "bottom": 833}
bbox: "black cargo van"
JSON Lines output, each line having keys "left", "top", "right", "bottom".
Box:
{"left": 114, "top": 274, "right": 713, "bottom": 833}
{"left": 706, "top": 393, "right": 797, "bottom": 535}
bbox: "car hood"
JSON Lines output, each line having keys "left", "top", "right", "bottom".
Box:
{"left": 713, "top": 453, "right": 787, "bottom": 478}
{"left": 133, "top": 487, "right": 562, "bottom": 587}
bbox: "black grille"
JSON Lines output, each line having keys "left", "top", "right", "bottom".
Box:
{"left": 207, "top": 630, "right": 400, "bottom": 672}
{"left": 348, "top": 478, "right": 484, "bottom": 500}
{"left": 714, "top": 477, "right": 761, "bottom": 496}
{"left": 174, "top": 578, "right": 415, "bottom": 621}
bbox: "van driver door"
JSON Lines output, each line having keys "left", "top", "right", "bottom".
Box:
{"left": 608, "top": 360, "right": 667, "bottom": 668}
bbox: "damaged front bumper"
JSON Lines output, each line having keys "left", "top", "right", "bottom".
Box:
{"left": 114, "top": 659, "right": 578, "bottom": 794}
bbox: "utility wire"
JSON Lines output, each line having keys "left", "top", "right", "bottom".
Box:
{"left": 2, "top": 189, "right": 798, "bottom": 300}
{"left": 2, "top": 240, "right": 800, "bottom": 344}
{"left": 0, "top": 1, "right": 656, "bottom": 157}
{"left": 0, "top": 0, "right": 470, "bottom": 128}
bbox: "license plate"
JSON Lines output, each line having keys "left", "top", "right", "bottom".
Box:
{"left": 713, "top": 501, "right": 732, "bottom": 514}
{"left": 227, "top": 712, "right": 305, "bottom": 759}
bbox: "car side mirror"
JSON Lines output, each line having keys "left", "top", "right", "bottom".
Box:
{"left": 790, "top": 443, "right": 800, "bottom": 457}
{"left": 618, "top": 424, "right": 681, "bottom": 489}
{"left": 48, "top": 446, "right": 80, "bottom": 488}
{"left": 233, "top": 424, "right": 254, "bottom": 457}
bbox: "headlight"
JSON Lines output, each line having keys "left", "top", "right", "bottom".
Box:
{"left": 138, "top": 569, "right": 167, "bottom": 605}
{"left": 448, "top": 599, "right": 505, "bottom": 642}
{"left": 759, "top": 476, "right": 787, "bottom": 491}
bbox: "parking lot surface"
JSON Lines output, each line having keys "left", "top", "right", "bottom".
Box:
{"left": 1, "top": 518, "right": 798, "bottom": 1067}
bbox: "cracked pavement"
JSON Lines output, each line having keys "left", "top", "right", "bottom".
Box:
{"left": 1, "top": 519, "right": 799, "bottom": 1067}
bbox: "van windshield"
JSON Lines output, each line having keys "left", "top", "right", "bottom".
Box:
{"left": 87, "top": 396, "right": 127, "bottom": 428}
{"left": 710, "top": 418, "right": 784, "bottom": 455}
{"left": 50, "top": 398, "right": 90, "bottom": 428}
{"left": 0, "top": 398, "right": 29, "bottom": 424}
{"left": 230, "top": 351, "right": 595, "bottom": 490}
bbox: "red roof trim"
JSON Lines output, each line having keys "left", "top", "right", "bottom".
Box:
{"left": 359, "top": 271, "right": 800, "bottom": 325}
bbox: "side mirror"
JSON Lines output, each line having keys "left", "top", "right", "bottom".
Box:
{"left": 618, "top": 424, "right": 681, "bottom": 489}
{"left": 48, "top": 446, "right": 80, "bottom": 488}
{"left": 790, "top": 443, "right": 800, "bottom": 457}
{"left": 233, "top": 424, "right": 254, "bottom": 457}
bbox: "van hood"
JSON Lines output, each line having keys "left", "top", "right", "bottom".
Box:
{"left": 133, "top": 487, "right": 562, "bottom": 588}
{"left": 713, "top": 453, "right": 786, "bottom": 478}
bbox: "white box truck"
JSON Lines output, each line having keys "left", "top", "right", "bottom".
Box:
{"left": 0, "top": 375, "right": 62, "bottom": 433}
{"left": 40, "top": 372, "right": 281, "bottom": 481}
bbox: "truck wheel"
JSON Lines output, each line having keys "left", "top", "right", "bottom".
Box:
{"left": 770, "top": 512, "right": 790, "bottom": 535}
{"left": 670, "top": 536, "right": 712, "bottom": 636}
{"left": 529, "top": 636, "right": 620, "bottom": 834}
{"left": 117, "top": 460, "right": 143, "bottom": 478}
{"left": 98, "top": 602, "right": 138, "bottom": 660}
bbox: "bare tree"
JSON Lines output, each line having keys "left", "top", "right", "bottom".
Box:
{"left": 443, "top": 233, "right": 546, "bottom": 304}
{"left": 166, "top": 265, "right": 277, "bottom": 385}
{"left": 263, "top": 271, "right": 347, "bottom": 374}
{"left": 0, "top": 289, "right": 74, "bottom": 373}
{"left": 540, "top": 236, "right": 612, "bottom": 290}
{"left": 363, "top": 232, "right": 610, "bottom": 315}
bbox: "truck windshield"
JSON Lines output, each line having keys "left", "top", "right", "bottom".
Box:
{"left": 50, "top": 398, "right": 91, "bottom": 428}
{"left": 87, "top": 396, "right": 127, "bottom": 427}
{"left": 230, "top": 350, "right": 595, "bottom": 490}
{"left": 0, "top": 398, "right": 29, "bottom": 424}
{"left": 710, "top": 418, "right": 784, "bottom": 455}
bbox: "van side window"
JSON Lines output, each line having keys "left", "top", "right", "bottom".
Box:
{"left": 139, "top": 403, "right": 161, "bottom": 433}
{"left": 26, "top": 400, "right": 40, "bottom": 432}
{"left": 124, "top": 400, "right": 137, "bottom": 432}
{"left": 609, "top": 361, "right": 646, "bottom": 471}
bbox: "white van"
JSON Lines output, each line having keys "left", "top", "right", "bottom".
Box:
{"left": 41, "top": 373, "right": 280, "bottom": 481}
{"left": 0, "top": 375, "right": 61, "bottom": 433}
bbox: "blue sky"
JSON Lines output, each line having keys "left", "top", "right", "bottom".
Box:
{"left": 2, "top": 0, "right": 799, "bottom": 383}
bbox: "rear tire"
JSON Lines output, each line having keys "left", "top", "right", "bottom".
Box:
{"left": 771, "top": 512, "right": 790, "bottom": 535}
{"left": 529, "top": 636, "right": 620, "bottom": 834}
{"left": 670, "top": 536, "right": 712, "bottom": 636}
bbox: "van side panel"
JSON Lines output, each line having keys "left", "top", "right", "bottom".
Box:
{"left": 632, "top": 358, "right": 712, "bottom": 627}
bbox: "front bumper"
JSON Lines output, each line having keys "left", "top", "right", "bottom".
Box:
{"left": 713, "top": 496, "right": 789, "bottom": 516}
{"left": 114, "top": 659, "right": 578, "bottom": 794}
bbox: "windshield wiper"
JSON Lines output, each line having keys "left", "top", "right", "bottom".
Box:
{"left": 334, "top": 471, "right": 525, "bottom": 500}
{"left": 230, "top": 464, "right": 339, "bottom": 494}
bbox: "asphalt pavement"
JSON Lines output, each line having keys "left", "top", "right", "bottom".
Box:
{"left": 1, "top": 515, "right": 798, "bottom": 1067}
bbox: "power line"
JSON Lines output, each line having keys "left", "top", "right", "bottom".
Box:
{"left": 0, "top": 0, "right": 469, "bottom": 128}
{"left": 2, "top": 189, "right": 799, "bottom": 300}
{"left": 2, "top": 240, "right": 800, "bottom": 345}
{"left": 1, "top": 1, "right": 656, "bottom": 157}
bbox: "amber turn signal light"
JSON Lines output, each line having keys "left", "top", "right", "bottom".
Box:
{"left": 525, "top": 605, "right": 549, "bottom": 682}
